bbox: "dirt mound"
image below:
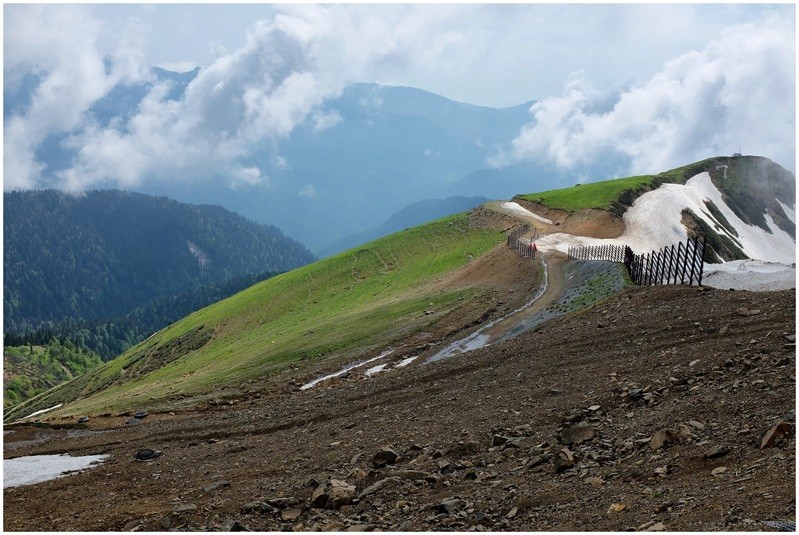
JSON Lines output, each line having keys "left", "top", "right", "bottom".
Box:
{"left": 510, "top": 198, "right": 626, "bottom": 239}
{"left": 5, "top": 285, "right": 794, "bottom": 531}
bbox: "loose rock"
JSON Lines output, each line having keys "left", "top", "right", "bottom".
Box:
{"left": 760, "top": 420, "right": 792, "bottom": 449}
{"left": 561, "top": 423, "right": 594, "bottom": 445}
{"left": 372, "top": 446, "right": 399, "bottom": 468}
{"left": 311, "top": 479, "right": 356, "bottom": 510}
{"left": 649, "top": 429, "right": 678, "bottom": 451}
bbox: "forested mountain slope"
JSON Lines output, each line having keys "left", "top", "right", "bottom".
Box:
{"left": 4, "top": 190, "right": 315, "bottom": 335}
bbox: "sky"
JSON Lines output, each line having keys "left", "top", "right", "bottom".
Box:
{"left": 3, "top": 2, "right": 796, "bottom": 192}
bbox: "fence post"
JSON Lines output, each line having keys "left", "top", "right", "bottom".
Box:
{"left": 698, "top": 236, "right": 706, "bottom": 286}
{"left": 677, "top": 242, "right": 688, "bottom": 284}
{"left": 665, "top": 244, "right": 675, "bottom": 284}
{"left": 687, "top": 238, "right": 698, "bottom": 285}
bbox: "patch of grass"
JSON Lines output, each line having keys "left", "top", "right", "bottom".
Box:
{"left": 682, "top": 209, "right": 747, "bottom": 263}
{"left": 518, "top": 175, "right": 655, "bottom": 212}
{"left": 7, "top": 214, "right": 504, "bottom": 419}
{"left": 703, "top": 200, "right": 738, "bottom": 237}
{"left": 653, "top": 157, "right": 716, "bottom": 185}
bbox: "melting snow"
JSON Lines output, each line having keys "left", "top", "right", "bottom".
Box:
{"left": 702, "top": 260, "right": 795, "bottom": 291}
{"left": 427, "top": 257, "right": 550, "bottom": 363}
{"left": 395, "top": 356, "right": 418, "bottom": 368}
{"left": 536, "top": 172, "right": 796, "bottom": 265}
{"left": 300, "top": 349, "right": 394, "bottom": 390}
{"left": 4, "top": 453, "right": 109, "bottom": 489}
{"left": 501, "top": 202, "right": 553, "bottom": 225}
{"left": 22, "top": 404, "right": 63, "bottom": 420}
{"left": 364, "top": 364, "right": 388, "bottom": 376}
{"left": 778, "top": 200, "right": 796, "bottom": 225}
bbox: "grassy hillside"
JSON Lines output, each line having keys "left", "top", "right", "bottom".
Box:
{"left": 5, "top": 214, "right": 503, "bottom": 420}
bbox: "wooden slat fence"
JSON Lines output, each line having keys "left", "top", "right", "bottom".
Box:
{"left": 568, "top": 236, "right": 706, "bottom": 287}
{"left": 567, "top": 244, "right": 625, "bottom": 262}
{"left": 506, "top": 224, "right": 537, "bottom": 259}
{"left": 623, "top": 236, "right": 705, "bottom": 286}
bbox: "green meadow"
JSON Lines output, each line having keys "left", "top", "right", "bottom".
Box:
{"left": 518, "top": 175, "right": 655, "bottom": 212}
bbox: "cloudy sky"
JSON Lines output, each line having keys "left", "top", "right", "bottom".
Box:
{"left": 3, "top": 3, "right": 796, "bottom": 191}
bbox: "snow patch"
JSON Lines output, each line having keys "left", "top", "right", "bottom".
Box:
{"left": 501, "top": 202, "right": 553, "bottom": 225}
{"left": 778, "top": 200, "right": 796, "bottom": 225}
{"left": 395, "top": 356, "right": 418, "bottom": 368}
{"left": 22, "top": 404, "right": 63, "bottom": 420}
{"left": 702, "top": 260, "right": 795, "bottom": 291}
{"left": 300, "top": 349, "right": 394, "bottom": 390}
{"left": 4, "top": 453, "right": 109, "bottom": 489}
{"left": 364, "top": 364, "right": 388, "bottom": 376}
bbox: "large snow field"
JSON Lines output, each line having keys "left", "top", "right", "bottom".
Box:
{"left": 536, "top": 172, "right": 796, "bottom": 266}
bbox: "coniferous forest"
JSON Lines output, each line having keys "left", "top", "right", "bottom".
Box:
{"left": 4, "top": 190, "right": 316, "bottom": 404}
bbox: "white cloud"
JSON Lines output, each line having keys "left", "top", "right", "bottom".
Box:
{"left": 312, "top": 110, "right": 343, "bottom": 132}
{"left": 275, "top": 156, "right": 291, "bottom": 171}
{"left": 3, "top": 4, "right": 151, "bottom": 189}
{"left": 299, "top": 185, "right": 317, "bottom": 198}
{"left": 229, "top": 165, "right": 267, "bottom": 189}
{"left": 499, "top": 15, "right": 796, "bottom": 175}
{"left": 29, "top": 8, "right": 337, "bottom": 191}
{"left": 8, "top": 4, "right": 473, "bottom": 191}
{"left": 4, "top": 5, "right": 795, "bottom": 192}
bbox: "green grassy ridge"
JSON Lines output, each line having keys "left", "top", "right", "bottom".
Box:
{"left": 5, "top": 214, "right": 504, "bottom": 420}
{"left": 517, "top": 175, "right": 655, "bottom": 212}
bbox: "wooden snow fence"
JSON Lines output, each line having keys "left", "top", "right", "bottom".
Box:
{"left": 568, "top": 236, "right": 706, "bottom": 287}
{"left": 506, "top": 224, "right": 537, "bottom": 258}
{"left": 567, "top": 243, "right": 625, "bottom": 262}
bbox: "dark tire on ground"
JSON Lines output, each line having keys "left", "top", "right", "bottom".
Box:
{"left": 133, "top": 449, "right": 161, "bottom": 461}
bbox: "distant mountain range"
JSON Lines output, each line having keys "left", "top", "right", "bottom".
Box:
{"left": 140, "top": 79, "right": 546, "bottom": 253}
{"left": 9, "top": 66, "right": 603, "bottom": 254}
{"left": 4, "top": 189, "right": 315, "bottom": 336}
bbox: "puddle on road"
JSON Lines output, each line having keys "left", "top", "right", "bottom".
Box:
{"left": 301, "top": 349, "right": 395, "bottom": 390}
{"left": 4, "top": 453, "right": 109, "bottom": 489}
{"left": 426, "top": 258, "right": 550, "bottom": 363}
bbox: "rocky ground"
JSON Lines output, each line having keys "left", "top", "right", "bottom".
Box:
{"left": 4, "top": 276, "right": 795, "bottom": 532}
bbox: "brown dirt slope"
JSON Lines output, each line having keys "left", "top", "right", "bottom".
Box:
{"left": 5, "top": 285, "right": 794, "bottom": 532}
{"left": 508, "top": 199, "right": 626, "bottom": 239}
